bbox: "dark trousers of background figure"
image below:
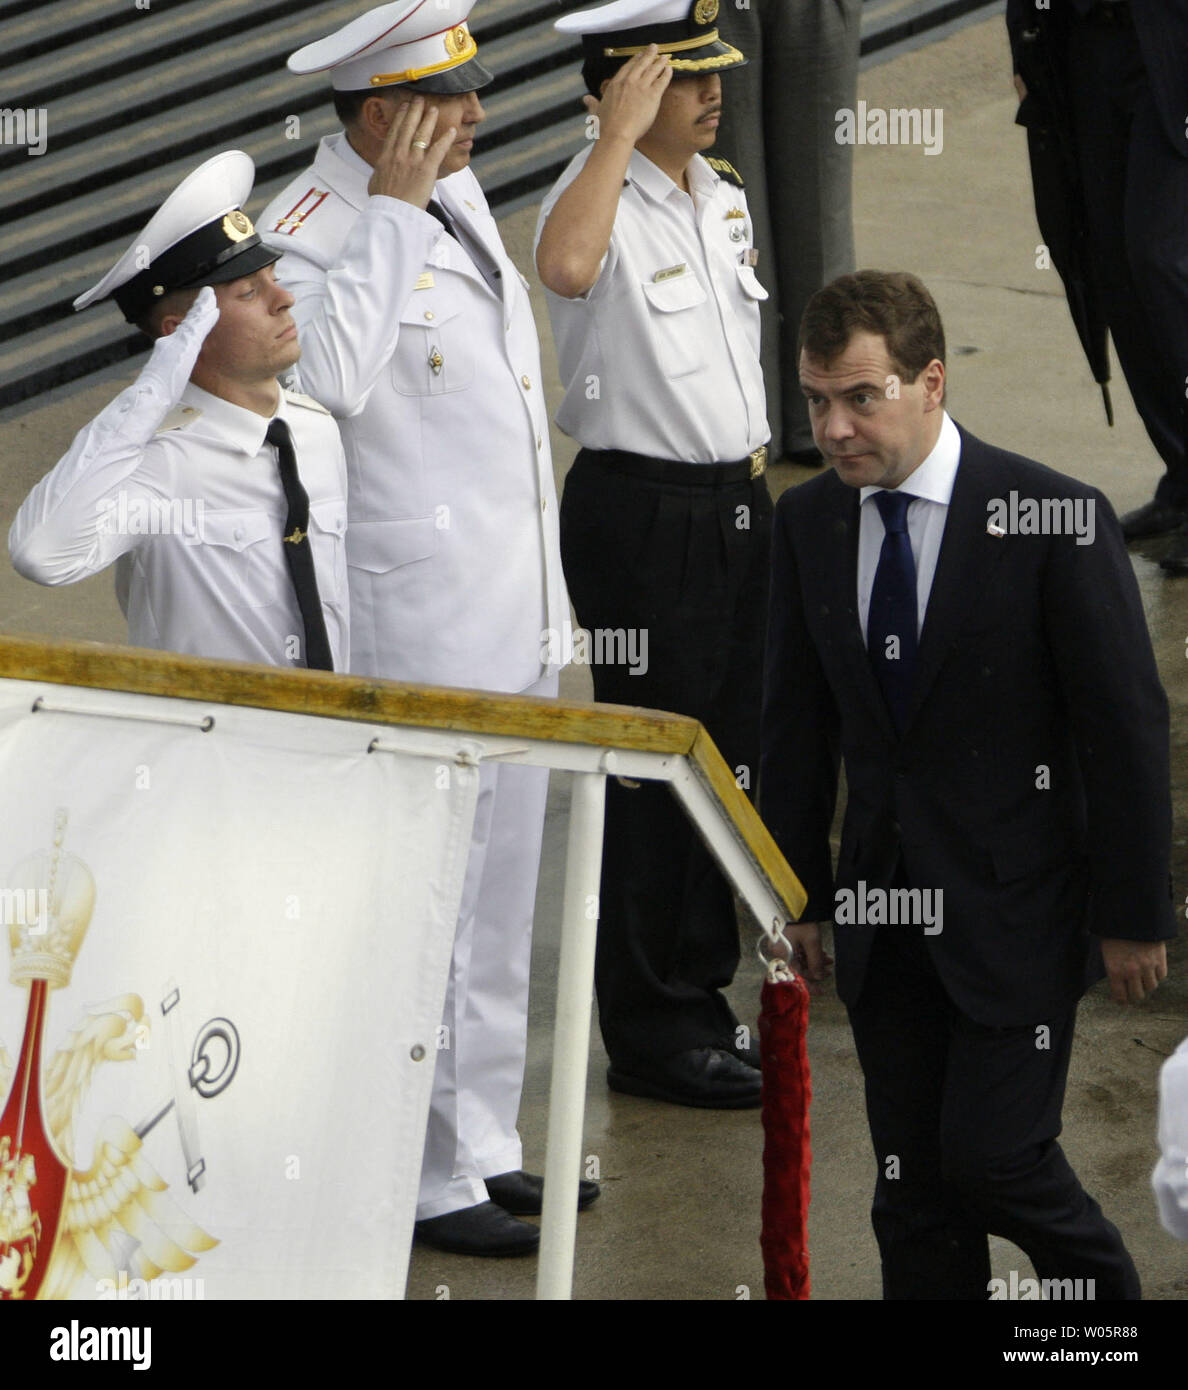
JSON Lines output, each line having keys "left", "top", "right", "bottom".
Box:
{"left": 559, "top": 451, "right": 773, "bottom": 1065}
{"left": 715, "top": 0, "right": 862, "bottom": 460}
{"left": 846, "top": 906, "right": 1141, "bottom": 1301}
{"left": 1063, "top": 14, "right": 1188, "bottom": 505}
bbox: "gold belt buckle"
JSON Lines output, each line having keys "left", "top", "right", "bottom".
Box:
{"left": 749, "top": 446, "right": 767, "bottom": 479}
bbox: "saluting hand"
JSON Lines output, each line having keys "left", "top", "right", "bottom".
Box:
{"left": 585, "top": 43, "right": 673, "bottom": 147}
{"left": 144, "top": 285, "right": 220, "bottom": 405}
{"left": 368, "top": 96, "right": 457, "bottom": 209}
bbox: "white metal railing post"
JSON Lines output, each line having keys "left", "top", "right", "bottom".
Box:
{"left": 536, "top": 765, "right": 608, "bottom": 1300}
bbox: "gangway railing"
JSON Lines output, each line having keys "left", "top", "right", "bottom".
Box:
{"left": 0, "top": 634, "right": 806, "bottom": 1300}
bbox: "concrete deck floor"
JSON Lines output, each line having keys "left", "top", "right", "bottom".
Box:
{"left": 1, "top": 10, "right": 1184, "bottom": 1306}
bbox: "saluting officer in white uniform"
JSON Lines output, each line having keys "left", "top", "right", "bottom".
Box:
{"left": 536, "top": 0, "right": 773, "bottom": 1110}
{"left": 10, "top": 152, "right": 349, "bottom": 672}
{"left": 260, "top": 1, "right": 582, "bottom": 1257}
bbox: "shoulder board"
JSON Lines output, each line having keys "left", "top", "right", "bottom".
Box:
{"left": 283, "top": 389, "right": 331, "bottom": 416}
{"left": 154, "top": 404, "right": 202, "bottom": 434}
{"left": 705, "top": 156, "right": 744, "bottom": 188}
{"left": 266, "top": 186, "right": 332, "bottom": 239}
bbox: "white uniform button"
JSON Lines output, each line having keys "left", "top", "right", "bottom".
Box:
{"left": 234, "top": 527, "right": 244, "bottom": 542}
{"left": 424, "top": 311, "right": 435, "bottom": 321}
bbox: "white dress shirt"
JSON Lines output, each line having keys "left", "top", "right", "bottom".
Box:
{"left": 9, "top": 380, "right": 350, "bottom": 669}
{"left": 858, "top": 411, "right": 962, "bottom": 642}
{"left": 260, "top": 132, "right": 568, "bottom": 693}
{"left": 535, "top": 145, "right": 770, "bottom": 463}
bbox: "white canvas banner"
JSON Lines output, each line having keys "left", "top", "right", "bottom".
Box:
{"left": 0, "top": 677, "right": 479, "bottom": 1300}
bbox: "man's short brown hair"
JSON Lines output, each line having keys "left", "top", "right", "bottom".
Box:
{"left": 798, "top": 270, "right": 945, "bottom": 383}
{"left": 136, "top": 286, "right": 199, "bottom": 340}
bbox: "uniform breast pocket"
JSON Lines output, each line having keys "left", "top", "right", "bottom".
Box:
{"left": 194, "top": 511, "right": 287, "bottom": 608}
{"left": 640, "top": 273, "right": 708, "bottom": 379}
{"left": 307, "top": 499, "right": 348, "bottom": 604}
{"left": 346, "top": 516, "right": 439, "bottom": 578}
{"left": 391, "top": 290, "right": 474, "bottom": 396}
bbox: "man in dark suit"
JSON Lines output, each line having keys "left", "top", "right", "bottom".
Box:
{"left": 1006, "top": 0, "right": 1188, "bottom": 571}
{"left": 760, "top": 270, "right": 1175, "bottom": 1299}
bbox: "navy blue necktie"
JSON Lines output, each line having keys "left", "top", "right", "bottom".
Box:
{"left": 868, "top": 490, "right": 918, "bottom": 732}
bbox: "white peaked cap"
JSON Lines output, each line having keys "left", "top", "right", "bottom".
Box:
{"left": 287, "top": 0, "right": 492, "bottom": 94}
{"left": 74, "top": 151, "right": 278, "bottom": 321}
{"left": 556, "top": 0, "right": 697, "bottom": 34}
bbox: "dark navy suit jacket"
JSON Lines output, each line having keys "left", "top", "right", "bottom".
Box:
{"left": 759, "top": 426, "right": 1177, "bottom": 1027}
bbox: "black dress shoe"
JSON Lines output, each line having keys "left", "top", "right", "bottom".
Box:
{"left": 607, "top": 1046, "right": 763, "bottom": 1109}
{"left": 485, "top": 1169, "right": 600, "bottom": 1216}
{"left": 1159, "top": 524, "right": 1188, "bottom": 573}
{"left": 720, "top": 1035, "right": 762, "bottom": 1070}
{"left": 1119, "top": 499, "right": 1188, "bottom": 540}
{"left": 413, "top": 1201, "right": 539, "bottom": 1257}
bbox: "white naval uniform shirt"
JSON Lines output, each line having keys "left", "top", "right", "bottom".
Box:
{"left": 259, "top": 133, "right": 568, "bottom": 693}
{"left": 9, "top": 381, "right": 350, "bottom": 669}
{"left": 857, "top": 411, "right": 962, "bottom": 643}
{"left": 535, "top": 145, "right": 769, "bottom": 463}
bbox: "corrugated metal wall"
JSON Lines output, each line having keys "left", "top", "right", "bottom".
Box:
{"left": 0, "top": 0, "right": 996, "bottom": 410}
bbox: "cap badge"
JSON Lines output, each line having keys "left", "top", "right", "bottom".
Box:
{"left": 446, "top": 25, "right": 470, "bottom": 57}
{"left": 694, "top": 0, "right": 719, "bottom": 25}
{"left": 223, "top": 210, "right": 254, "bottom": 243}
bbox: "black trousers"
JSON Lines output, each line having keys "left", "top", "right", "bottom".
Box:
{"left": 1064, "top": 13, "right": 1188, "bottom": 504}
{"left": 560, "top": 448, "right": 773, "bottom": 1064}
{"left": 847, "top": 920, "right": 1140, "bottom": 1300}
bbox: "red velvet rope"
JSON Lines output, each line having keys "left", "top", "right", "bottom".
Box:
{"left": 759, "top": 972, "right": 812, "bottom": 1300}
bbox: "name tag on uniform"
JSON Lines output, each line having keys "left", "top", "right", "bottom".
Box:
{"left": 743, "top": 248, "right": 759, "bottom": 268}
{"left": 415, "top": 272, "right": 435, "bottom": 290}
{"left": 653, "top": 263, "right": 687, "bottom": 283}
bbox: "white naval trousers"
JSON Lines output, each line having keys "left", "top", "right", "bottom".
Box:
{"left": 416, "top": 671, "right": 558, "bottom": 1219}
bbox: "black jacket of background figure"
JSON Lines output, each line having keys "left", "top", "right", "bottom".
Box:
{"left": 760, "top": 425, "right": 1177, "bottom": 1028}
{"left": 1006, "top": 0, "right": 1188, "bottom": 164}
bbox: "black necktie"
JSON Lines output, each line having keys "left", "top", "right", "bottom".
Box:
{"left": 867, "top": 490, "right": 918, "bottom": 732}
{"left": 426, "top": 198, "right": 502, "bottom": 293}
{"left": 266, "top": 417, "right": 334, "bottom": 672}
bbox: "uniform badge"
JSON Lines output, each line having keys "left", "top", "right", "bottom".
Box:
{"left": 429, "top": 349, "right": 444, "bottom": 376}
{"left": 653, "top": 264, "right": 687, "bottom": 283}
{"left": 694, "top": 0, "right": 719, "bottom": 24}
{"left": 743, "top": 248, "right": 759, "bottom": 268}
{"left": 415, "top": 272, "right": 435, "bottom": 290}
{"left": 222, "top": 210, "right": 254, "bottom": 243}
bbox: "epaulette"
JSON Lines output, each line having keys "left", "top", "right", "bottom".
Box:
{"left": 283, "top": 389, "right": 332, "bottom": 416}
{"left": 154, "top": 404, "right": 202, "bottom": 434}
{"left": 705, "top": 155, "right": 744, "bottom": 188}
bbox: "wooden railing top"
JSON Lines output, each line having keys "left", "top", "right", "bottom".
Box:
{"left": 0, "top": 634, "right": 807, "bottom": 920}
